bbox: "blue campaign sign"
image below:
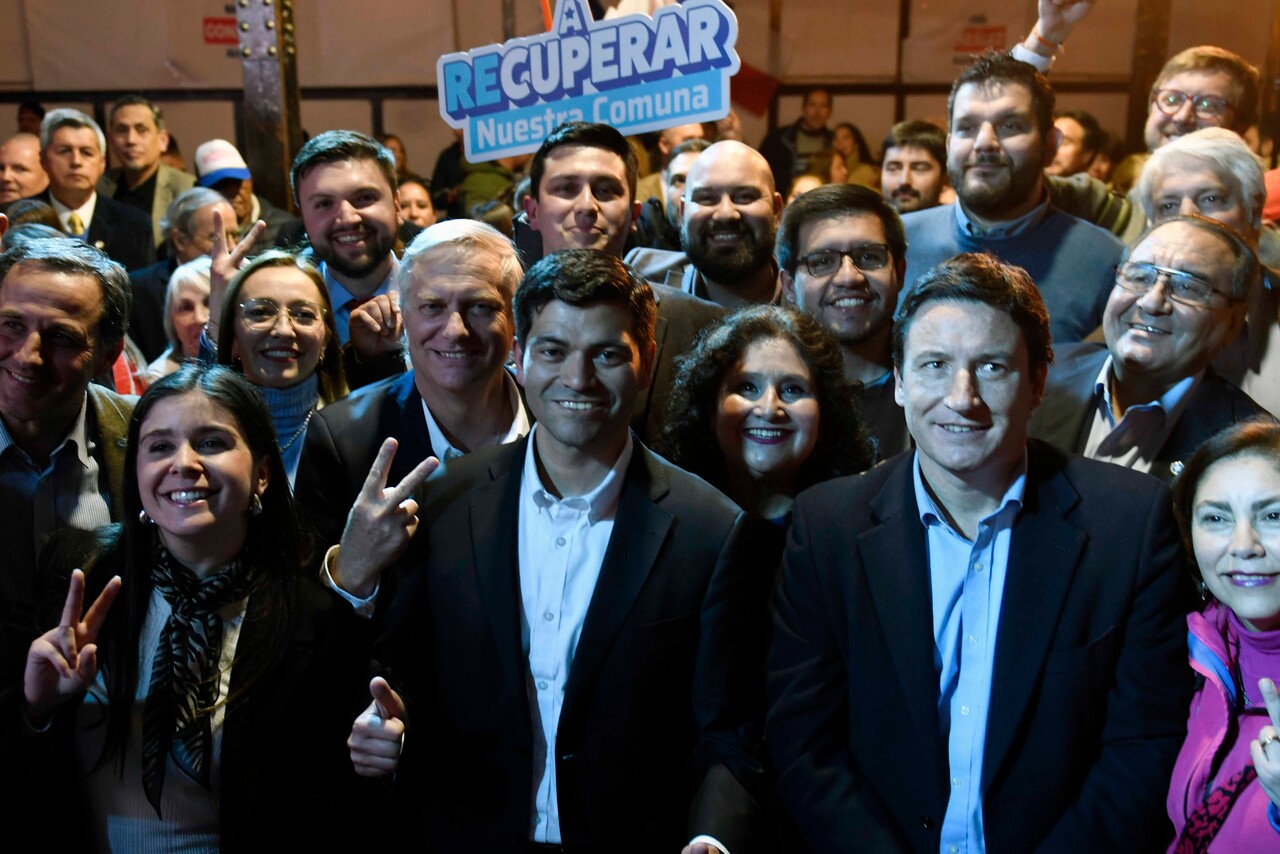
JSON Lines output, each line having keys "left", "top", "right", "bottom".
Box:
{"left": 437, "top": 0, "right": 740, "bottom": 161}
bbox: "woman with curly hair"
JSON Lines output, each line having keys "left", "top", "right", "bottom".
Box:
{"left": 660, "top": 304, "right": 874, "bottom": 523}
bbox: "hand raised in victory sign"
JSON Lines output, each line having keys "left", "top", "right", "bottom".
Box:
{"left": 333, "top": 437, "right": 439, "bottom": 598}
{"left": 1251, "top": 677, "right": 1280, "bottom": 811}
{"left": 348, "top": 676, "right": 407, "bottom": 777}
{"left": 205, "top": 207, "right": 267, "bottom": 347}
{"left": 23, "top": 569, "right": 122, "bottom": 727}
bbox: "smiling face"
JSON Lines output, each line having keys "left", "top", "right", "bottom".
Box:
{"left": 0, "top": 135, "right": 48, "bottom": 205}
{"left": 1102, "top": 220, "right": 1245, "bottom": 389}
{"left": 782, "top": 213, "right": 903, "bottom": 351}
{"left": 398, "top": 180, "right": 436, "bottom": 229}
{"left": 297, "top": 157, "right": 400, "bottom": 284}
{"left": 681, "top": 141, "right": 782, "bottom": 285}
{"left": 526, "top": 144, "right": 637, "bottom": 258}
{"left": 401, "top": 247, "right": 514, "bottom": 397}
{"left": 0, "top": 263, "right": 113, "bottom": 436}
{"left": 515, "top": 299, "right": 649, "bottom": 465}
{"left": 1144, "top": 69, "right": 1238, "bottom": 151}
{"left": 715, "top": 336, "right": 820, "bottom": 493}
{"left": 136, "top": 392, "right": 269, "bottom": 573}
{"left": 895, "top": 299, "right": 1045, "bottom": 491}
{"left": 232, "top": 266, "right": 329, "bottom": 389}
{"left": 881, "top": 144, "right": 946, "bottom": 213}
{"left": 1192, "top": 452, "right": 1280, "bottom": 631}
{"left": 947, "top": 81, "right": 1054, "bottom": 220}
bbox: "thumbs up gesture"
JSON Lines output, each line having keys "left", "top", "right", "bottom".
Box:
{"left": 349, "top": 676, "right": 407, "bottom": 777}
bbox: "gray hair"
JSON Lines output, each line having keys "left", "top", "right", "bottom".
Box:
{"left": 397, "top": 219, "right": 522, "bottom": 301}
{"left": 163, "top": 256, "right": 212, "bottom": 355}
{"left": 160, "top": 187, "right": 228, "bottom": 247}
{"left": 0, "top": 238, "right": 130, "bottom": 349}
{"left": 39, "top": 108, "right": 106, "bottom": 156}
{"left": 1134, "top": 128, "right": 1265, "bottom": 241}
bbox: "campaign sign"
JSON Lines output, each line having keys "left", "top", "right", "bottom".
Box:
{"left": 437, "top": 0, "right": 739, "bottom": 161}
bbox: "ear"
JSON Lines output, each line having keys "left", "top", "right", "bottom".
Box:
{"left": 94, "top": 336, "right": 125, "bottom": 377}
{"left": 253, "top": 455, "right": 270, "bottom": 501}
{"left": 779, "top": 267, "right": 796, "bottom": 303}
{"left": 156, "top": 128, "right": 171, "bottom": 155}
{"left": 523, "top": 195, "right": 541, "bottom": 232}
{"left": 771, "top": 191, "right": 784, "bottom": 219}
{"left": 392, "top": 187, "right": 402, "bottom": 216}
{"left": 0, "top": 213, "right": 7, "bottom": 242}
{"left": 629, "top": 200, "right": 641, "bottom": 234}
{"left": 893, "top": 366, "right": 905, "bottom": 407}
{"left": 512, "top": 339, "right": 526, "bottom": 386}
{"left": 1029, "top": 361, "right": 1048, "bottom": 409}
{"left": 170, "top": 228, "right": 191, "bottom": 257}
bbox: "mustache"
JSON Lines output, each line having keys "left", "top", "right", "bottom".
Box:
{"left": 966, "top": 152, "right": 1011, "bottom": 168}
{"left": 892, "top": 186, "right": 921, "bottom": 199}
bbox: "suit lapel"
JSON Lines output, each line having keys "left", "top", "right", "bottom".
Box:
{"left": 1032, "top": 345, "right": 1106, "bottom": 454}
{"left": 863, "top": 459, "right": 945, "bottom": 769}
{"left": 561, "top": 446, "right": 673, "bottom": 725}
{"left": 982, "top": 447, "right": 1086, "bottom": 787}
{"left": 631, "top": 304, "right": 668, "bottom": 424}
{"left": 468, "top": 440, "right": 527, "bottom": 689}
{"left": 388, "top": 372, "right": 432, "bottom": 484}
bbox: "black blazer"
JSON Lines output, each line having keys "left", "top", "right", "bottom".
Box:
{"left": 31, "top": 190, "right": 156, "bottom": 271}
{"left": 295, "top": 371, "right": 433, "bottom": 548}
{"left": 1029, "top": 342, "right": 1273, "bottom": 482}
{"left": 127, "top": 257, "right": 177, "bottom": 361}
{"left": 378, "top": 436, "right": 772, "bottom": 853}
{"left": 767, "top": 443, "right": 1193, "bottom": 853}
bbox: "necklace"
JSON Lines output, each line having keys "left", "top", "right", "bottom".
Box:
{"left": 280, "top": 408, "right": 315, "bottom": 452}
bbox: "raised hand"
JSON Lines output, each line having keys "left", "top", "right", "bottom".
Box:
{"left": 1253, "top": 677, "right": 1280, "bottom": 810}
{"left": 334, "top": 438, "right": 439, "bottom": 597}
{"left": 348, "top": 292, "right": 405, "bottom": 361}
{"left": 681, "top": 843, "right": 726, "bottom": 854}
{"left": 23, "top": 569, "right": 122, "bottom": 726}
{"left": 1036, "top": 0, "right": 1096, "bottom": 46}
{"left": 206, "top": 207, "right": 267, "bottom": 343}
{"left": 348, "top": 676, "right": 407, "bottom": 777}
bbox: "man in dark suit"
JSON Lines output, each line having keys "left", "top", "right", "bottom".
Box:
{"left": 34, "top": 108, "right": 154, "bottom": 271}
{"left": 768, "top": 252, "right": 1193, "bottom": 852}
{"left": 295, "top": 219, "right": 530, "bottom": 547}
{"left": 521, "top": 121, "right": 724, "bottom": 443}
{"left": 346, "top": 249, "right": 768, "bottom": 852}
{"left": 1030, "top": 215, "right": 1272, "bottom": 482}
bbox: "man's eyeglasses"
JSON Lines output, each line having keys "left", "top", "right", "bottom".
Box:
{"left": 1151, "top": 89, "right": 1234, "bottom": 121}
{"left": 1114, "top": 262, "right": 1230, "bottom": 307}
{"left": 239, "top": 298, "right": 327, "bottom": 330}
{"left": 799, "top": 244, "right": 892, "bottom": 277}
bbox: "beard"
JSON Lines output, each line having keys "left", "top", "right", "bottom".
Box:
{"left": 950, "top": 154, "right": 1041, "bottom": 220}
{"left": 680, "top": 219, "right": 776, "bottom": 285}
{"left": 312, "top": 225, "right": 397, "bottom": 280}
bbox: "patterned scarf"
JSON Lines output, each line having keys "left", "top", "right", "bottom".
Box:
{"left": 1173, "top": 764, "right": 1258, "bottom": 853}
{"left": 141, "top": 540, "right": 255, "bottom": 817}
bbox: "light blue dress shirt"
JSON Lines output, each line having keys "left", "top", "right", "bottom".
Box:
{"left": 319, "top": 255, "right": 398, "bottom": 346}
{"left": 912, "top": 454, "right": 1026, "bottom": 854}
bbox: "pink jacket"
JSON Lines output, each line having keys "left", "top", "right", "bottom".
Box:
{"left": 1166, "top": 602, "right": 1280, "bottom": 852}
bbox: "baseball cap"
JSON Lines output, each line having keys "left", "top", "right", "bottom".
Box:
{"left": 194, "top": 139, "right": 252, "bottom": 187}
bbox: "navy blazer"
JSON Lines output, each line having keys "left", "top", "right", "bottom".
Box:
{"left": 377, "top": 436, "right": 772, "bottom": 852}
{"left": 768, "top": 443, "right": 1193, "bottom": 853}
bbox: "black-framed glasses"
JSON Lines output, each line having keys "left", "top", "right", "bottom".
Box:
{"left": 800, "top": 244, "right": 892, "bottom": 277}
{"left": 239, "top": 298, "right": 326, "bottom": 330}
{"left": 1115, "top": 262, "right": 1229, "bottom": 307}
{"left": 1151, "top": 89, "right": 1234, "bottom": 121}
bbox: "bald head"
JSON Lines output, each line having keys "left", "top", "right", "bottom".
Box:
{"left": 0, "top": 133, "right": 48, "bottom": 205}
{"left": 685, "top": 141, "right": 779, "bottom": 199}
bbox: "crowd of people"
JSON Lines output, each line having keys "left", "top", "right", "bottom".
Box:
{"left": 2, "top": 0, "right": 1280, "bottom": 850}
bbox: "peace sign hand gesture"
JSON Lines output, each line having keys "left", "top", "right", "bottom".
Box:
{"left": 1251, "top": 677, "right": 1280, "bottom": 811}
{"left": 205, "top": 207, "right": 267, "bottom": 347}
{"left": 334, "top": 438, "right": 439, "bottom": 598}
{"left": 23, "top": 569, "right": 122, "bottom": 728}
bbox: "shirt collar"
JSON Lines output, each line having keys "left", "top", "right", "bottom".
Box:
{"left": 0, "top": 393, "right": 94, "bottom": 468}
{"left": 320, "top": 253, "right": 399, "bottom": 312}
{"left": 521, "top": 424, "right": 634, "bottom": 524}
{"left": 420, "top": 369, "right": 530, "bottom": 461}
{"left": 1094, "top": 355, "right": 1202, "bottom": 427}
{"left": 954, "top": 189, "right": 1051, "bottom": 240}
{"left": 49, "top": 191, "right": 98, "bottom": 234}
{"left": 911, "top": 451, "right": 1027, "bottom": 533}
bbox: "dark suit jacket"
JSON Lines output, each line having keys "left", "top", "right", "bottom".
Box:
{"left": 295, "top": 371, "right": 432, "bottom": 548}
{"left": 0, "top": 528, "right": 370, "bottom": 850}
{"left": 126, "top": 257, "right": 177, "bottom": 361}
{"left": 639, "top": 284, "right": 725, "bottom": 444}
{"left": 31, "top": 189, "right": 155, "bottom": 271}
{"left": 1029, "top": 342, "right": 1271, "bottom": 483}
{"left": 767, "top": 443, "right": 1193, "bottom": 853}
{"left": 379, "top": 436, "right": 771, "bottom": 853}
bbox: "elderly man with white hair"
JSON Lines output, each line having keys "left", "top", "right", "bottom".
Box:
{"left": 1131, "top": 127, "right": 1279, "bottom": 414}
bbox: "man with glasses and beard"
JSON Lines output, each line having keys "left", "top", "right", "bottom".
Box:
{"left": 902, "top": 52, "right": 1123, "bottom": 344}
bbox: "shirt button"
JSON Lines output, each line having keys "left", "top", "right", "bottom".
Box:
{"left": 555, "top": 536, "right": 566, "bottom": 547}
{"left": 543, "top": 611, "right": 554, "bottom": 622}
{"left": 968, "top": 634, "right": 978, "bottom": 646}
{"left": 949, "top": 847, "right": 959, "bottom": 854}
{"left": 952, "top": 777, "right": 962, "bottom": 789}
{"left": 534, "top": 816, "right": 542, "bottom": 825}
{"left": 960, "top": 705, "right": 971, "bottom": 716}
{"left": 537, "top": 681, "right": 548, "bottom": 691}
{"left": 972, "top": 560, "right": 984, "bottom": 572}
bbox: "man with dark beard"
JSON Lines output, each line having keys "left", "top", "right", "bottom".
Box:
{"left": 901, "top": 53, "right": 1123, "bottom": 343}
{"left": 670, "top": 140, "right": 784, "bottom": 309}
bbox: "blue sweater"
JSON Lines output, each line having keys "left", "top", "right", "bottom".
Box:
{"left": 902, "top": 202, "right": 1123, "bottom": 343}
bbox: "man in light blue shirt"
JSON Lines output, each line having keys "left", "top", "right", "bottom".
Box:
{"left": 768, "top": 252, "right": 1192, "bottom": 851}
